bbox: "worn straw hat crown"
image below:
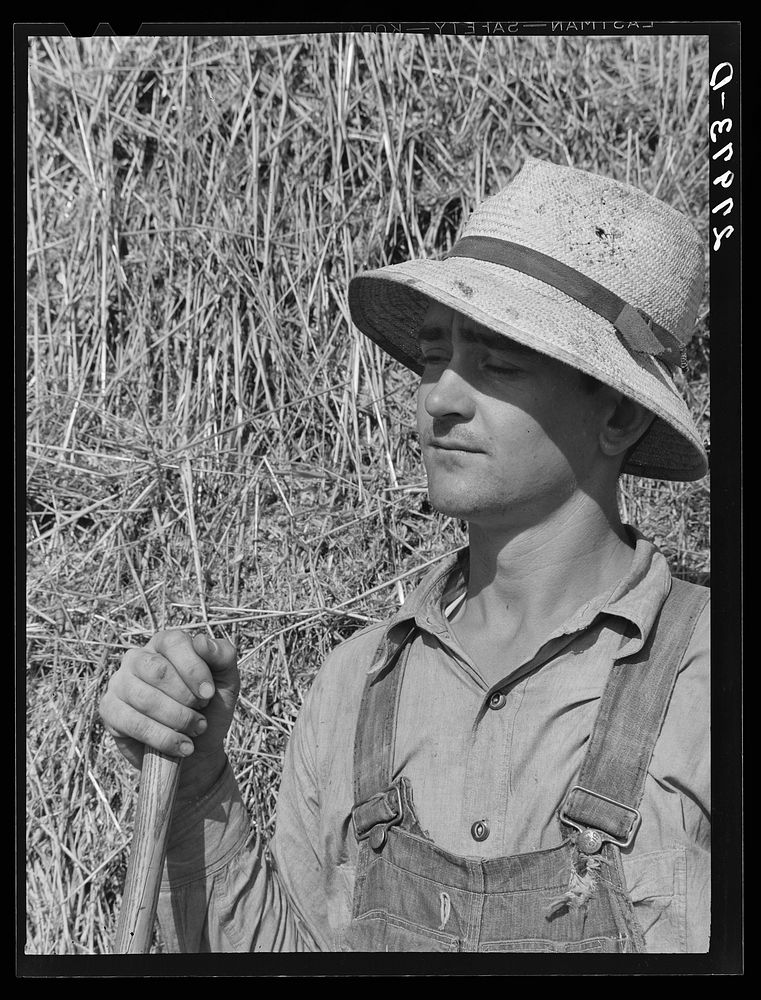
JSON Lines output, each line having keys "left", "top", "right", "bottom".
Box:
{"left": 348, "top": 158, "right": 708, "bottom": 481}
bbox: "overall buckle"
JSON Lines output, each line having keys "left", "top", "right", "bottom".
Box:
{"left": 559, "top": 784, "right": 642, "bottom": 854}
{"left": 352, "top": 784, "right": 403, "bottom": 850}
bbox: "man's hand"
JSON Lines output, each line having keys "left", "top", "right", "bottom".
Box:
{"left": 99, "top": 631, "right": 240, "bottom": 791}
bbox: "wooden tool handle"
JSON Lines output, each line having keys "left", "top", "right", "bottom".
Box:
{"left": 114, "top": 748, "right": 183, "bottom": 954}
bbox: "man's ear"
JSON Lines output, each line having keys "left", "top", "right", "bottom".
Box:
{"left": 598, "top": 392, "right": 656, "bottom": 459}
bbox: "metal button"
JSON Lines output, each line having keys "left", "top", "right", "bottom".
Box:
{"left": 369, "top": 826, "right": 387, "bottom": 850}
{"left": 576, "top": 828, "right": 603, "bottom": 855}
{"left": 471, "top": 820, "right": 490, "bottom": 842}
{"left": 489, "top": 691, "right": 506, "bottom": 710}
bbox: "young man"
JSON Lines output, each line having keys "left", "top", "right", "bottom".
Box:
{"left": 99, "top": 159, "right": 710, "bottom": 953}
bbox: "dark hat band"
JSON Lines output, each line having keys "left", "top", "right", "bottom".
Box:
{"left": 444, "top": 236, "right": 685, "bottom": 369}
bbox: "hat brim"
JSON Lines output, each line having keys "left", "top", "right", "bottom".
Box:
{"left": 348, "top": 257, "right": 708, "bottom": 482}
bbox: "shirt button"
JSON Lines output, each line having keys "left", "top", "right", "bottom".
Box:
{"left": 489, "top": 691, "right": 506, "bottom": 710}
{"left": 471, "top": 820, "right": 490, "bottom": 842}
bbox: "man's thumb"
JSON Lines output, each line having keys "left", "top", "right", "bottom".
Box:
{"left": 192, "top": 633, "right": 237, "bottom": 677}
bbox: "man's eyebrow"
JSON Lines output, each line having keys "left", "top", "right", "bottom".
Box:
{"left": 415, "top": 326, "right": 445, "bottom": 346}
{"left": 460, "top": 327, "right": 535, "bottom": 353}
{"left": 415, "top": 324, "right": 537, "bottom": 356}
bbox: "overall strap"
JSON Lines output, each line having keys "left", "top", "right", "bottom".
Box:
{"left": 352, "top": 623, "right": 416, "bottom": 838}
{"left": 560, "top": 577, "right": 709, "bottom": 845}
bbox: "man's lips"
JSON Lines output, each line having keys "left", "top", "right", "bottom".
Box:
{"left": 427, "top": 440, "right": 483, "bottom": 453}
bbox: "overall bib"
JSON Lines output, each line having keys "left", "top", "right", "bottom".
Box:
{"left": 343, "top": 578, "right": 709, "bottom": 953}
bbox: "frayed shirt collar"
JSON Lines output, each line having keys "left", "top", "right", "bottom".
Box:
{"left": 366, "top": 530, "right": 673, "bottom": 676}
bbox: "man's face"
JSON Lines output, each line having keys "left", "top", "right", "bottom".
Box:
{"left": 415, "top": 302, "right": 612, "bottom": 531}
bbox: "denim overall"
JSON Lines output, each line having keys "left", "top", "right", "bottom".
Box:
{"left": 344, "top": 578, "right": 709, "bottom": 953}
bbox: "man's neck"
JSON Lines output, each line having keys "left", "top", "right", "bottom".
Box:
{"left": 455, "top": 492, "right": 635, "bottom": 646}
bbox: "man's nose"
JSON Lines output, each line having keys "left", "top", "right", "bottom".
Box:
{"left": 423, "top": 366, "right": 476, "bottom": 420}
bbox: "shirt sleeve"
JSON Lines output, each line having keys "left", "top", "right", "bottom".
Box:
{"left": 624, "top": 593, "right": 711, "bottom": 954}
{"left": 155, "top": 632, "right": 357, "bottom": 953}
{"left": 267, "top": 655, "right": 344, "bottom": 952}
{"left": 156, "top": 754, "right": 321, "bottom": 952}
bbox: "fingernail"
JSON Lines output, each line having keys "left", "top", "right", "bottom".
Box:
{"left": 179, "top": 740, "right": 194, "bottom": 757}
{"left": 195, "top": 717, "right": 208, "bottom": 734}
{"left": 205, "top": 636, "right": 218, "bottom": 653}
{"left": 199, "top": 681, "right": 215, "bottom": 699}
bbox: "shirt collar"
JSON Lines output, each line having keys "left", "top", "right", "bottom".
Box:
{"left": 591, "top": 527, "right": 674, "bottom": 657}
{"left": 366, "top": 530, "right": 673, "bottom": 675}
{"left": 366, "top": 548, "right": 466, "bottom": 675}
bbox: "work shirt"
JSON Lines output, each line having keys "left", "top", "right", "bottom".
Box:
{"left": 157, "top": 531, "right": 710, "bottom": 953}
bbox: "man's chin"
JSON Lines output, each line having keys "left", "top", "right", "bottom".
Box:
{"left": 426, "top": 482, "right": 524, "bottom": 526}
{"left": 426, "top": 487, "right": 479, "bottom": 521}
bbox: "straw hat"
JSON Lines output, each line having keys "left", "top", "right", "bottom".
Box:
{"left": 348, "top": 158, "right": 708, "bottom": 482}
